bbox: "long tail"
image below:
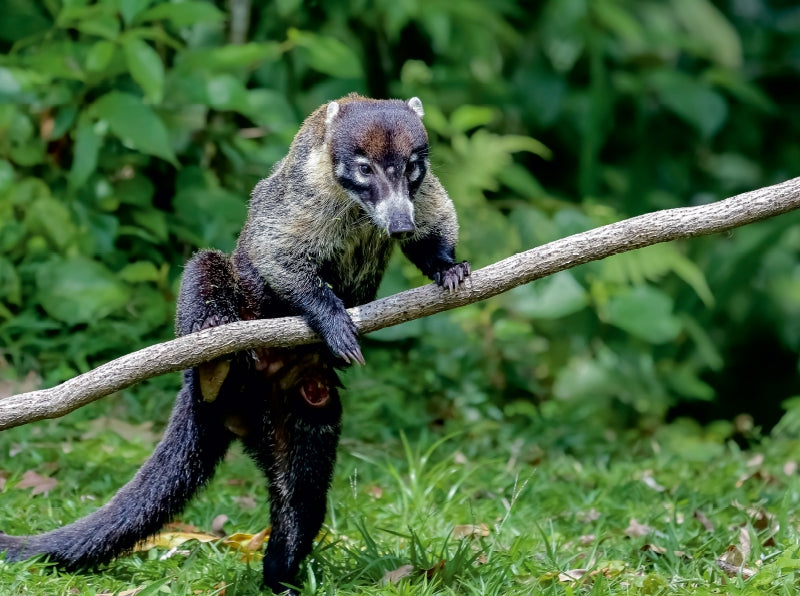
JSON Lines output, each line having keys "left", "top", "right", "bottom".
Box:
{"left": 0, "top": 373, "right": 233, "bottom": 568}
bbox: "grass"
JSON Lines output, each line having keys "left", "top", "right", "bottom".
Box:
{"left": 1, "top": 379, "right": 800, "bottom": 595}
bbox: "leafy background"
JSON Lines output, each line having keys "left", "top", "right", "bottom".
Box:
{"left": 1, "top": 0, "right": 799, "bottom": 445}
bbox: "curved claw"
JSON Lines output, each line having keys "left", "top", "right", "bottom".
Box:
{"left": 435, "top": 261, "right": 471, "bottom": 293}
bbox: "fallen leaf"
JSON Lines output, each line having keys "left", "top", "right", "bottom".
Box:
{"left": 423, "top": 559, "right": 446, "bottom": 579}
{"left": 16, "top": 470, "right": 58, "bottom": 496}
{"left": 165, "top": 521, "right": 201, "bottom": 533}
{"left": 135, "top": 531, "right": 217, "bottom": 552}
{"left": 641, "top": 544, "right": 692, "bottom": 559}
{"left": 577, "top": 508, "right": 601, "bottom": 523}
{"left": 97, "top": 588, "right": 144, "bottom": 596}
{"left": 579, "top": 534, "right": 595, "bottom": 545}
{"left": 641, "top": 543, "right": 667, "bottom": 555}
{"left": 693, "top": 510, "right": 714, "bottom": 533}
{"left": 212, "top": 514, "right": 228, "bottom": 536}
{"left": 783, "top": 461, "right": 797, "bottom": 475}
{"left": 746, "top": 453, "right": 764, "bottom": 468}
{"left": 452, "top": 523, "right": 490, "bottom": 539}
{"left": 716, "top": 545, "right": 756, "bottom": 579}
{"left": 453, "top": 451, "right": 468, "bottom": 465}
{"left": 381, "top": 564, "right": 414, "bottom": 585}
{"left": 366, "top": 485, "right": 383, "bottom": 499}
{"left": 558, "top": 568, "right": 588, "bottom": 583}
{"left": 624, "top": 518, "right": 653, "bottom": 538}
{"left": 641, "top": 471, "right": 665, "bottom": 492}
{"left": 234, "top": 495, "right": 258, "bottom": 510}
{"left": 738, "top": 527, "right": 751, "bottom": 560}
{"left": 222, "top": 527, "right": 270, "bottom": 559}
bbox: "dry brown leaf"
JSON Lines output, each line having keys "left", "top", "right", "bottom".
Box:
{"left": 165, "top": 521, "right": 201, "bottom": 533}
{"left": 693, "top": 510, "right": 714, "bottom": 533}
{"left": 624, "top": 518, "right": 653, "bottom": 538}
{"left": 222, "top": 527, "right": 271, "bottom": 554}
{"left": 97, "top": 588, "right": 144, "bottom": 596}
{"left": 716, "top": 545, "right": 756, "bottom": 579}
{"left": 212, "top": 514, "right": 228, "bottom": 536}
{"left": 16, "top": 470, "right": 58, "bottom": 496}
{"left": 579, "top": 534, "right": 596, "bottom": 545}
{"left": 641, "top": 544, "right": 692, "bottom": 559}
{"left": 381, "top": 564, "right": 414, "bottom": 585}
{"left": 452, "top": 523, "right": 490, "bottom": 539}
{"left": 234, "top": 495, "right": 258, "bottom": 510}
{"left": 577, "top": 508, "right": 601, "bottom": 523}
{"left": 366, "top": 485, "right": 383, "bottom": 499}
{"left": 558, "top": 568, "right": 588, "bottom": 583}
{"left": 135, "top": 531, "right": 218, "bottom": 552}
{"left": 424, "top": 559, "right": 446, "bottom": 579}
{"left": 738, "top": 527, "right": 752, "bottom": 560}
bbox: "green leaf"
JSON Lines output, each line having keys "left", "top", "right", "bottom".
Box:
{"left": 69, "top": 120, "right": 101, "bottom": 191}
{"left": 90, "top": 91, "right": 176, "bottom": 163}
{"left": 36, "top": 257, "right": 130, "bottom": 325}
{"left": 0, "top": 257, "right": 21, "bottom": 305}
{"left": 24, "top": 196, "right": 75, "bottom": 249}
{"left": 177, "top": 43, "right": 282, "bottom": 71}
{"left": 673, "top": 0, "right": 742, "bottom": 68}
{"left": 123, "top": 38, "right": 164, "bottom": 104}
{"left": 449, "top": 105, "right": 495, "bottom": 133}
{"left": 118, "top": 261, "right": 160, "bottom": 283}
{"left": 136, "top": 1, "right": 225, "bottom": 27}
{"left": 85, "top": 40, "right": 117, "bottom": 74}
{"left": 205, "top": 74, "right": 248, "bottom": 111}
{"left": 288, "top": 29, "right": 363, "bottom": 78}
{"left": 118, "top": 0, "right": 154, "bottom": 26}
{"left": 649, "top": 70, "right": 728, "bottom": 138}
{"left": 504, "top": 272, "right": 588, "bottom": 320}
{"left": 604, "top": 285, "right": 682, "bottom": 344}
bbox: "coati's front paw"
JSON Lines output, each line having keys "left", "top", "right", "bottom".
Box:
{"left": 323, "top": 315, "right": 365, "bottom": 365}
{"left": 191, "top": 313, "right": 234, "bottom": 334}
{"left": 434, "top": 261, "right": 471, "bottom": 292}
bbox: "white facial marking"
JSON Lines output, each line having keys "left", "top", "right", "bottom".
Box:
{"left": 352, "top": 156, "right": 373, "bottom": 186}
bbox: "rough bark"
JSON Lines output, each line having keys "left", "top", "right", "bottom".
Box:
{"left": 1, "top": 176, "right": 799, "bottom": 430}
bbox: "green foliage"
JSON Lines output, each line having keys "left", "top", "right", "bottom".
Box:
{"left": 0, "top": 0, "right": 798, "bottom": 438}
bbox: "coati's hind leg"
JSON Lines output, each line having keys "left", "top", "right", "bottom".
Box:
{"left": 242, "top": 356, "right": 343, "bottom": 594}
{"left": 0, "top": 250, "right": 241, "bottom": 569}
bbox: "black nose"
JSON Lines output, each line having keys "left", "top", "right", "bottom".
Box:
{"left": 388, "top": 217, "right": 415, "bottom": 239}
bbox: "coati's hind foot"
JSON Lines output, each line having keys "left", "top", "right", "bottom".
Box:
{"left": 435, "top": 260, "right": 471, "bottom": 292}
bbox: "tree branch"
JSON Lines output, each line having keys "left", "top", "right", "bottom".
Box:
{"left": 2, "top": 177, "right": 799, "bottom": 430}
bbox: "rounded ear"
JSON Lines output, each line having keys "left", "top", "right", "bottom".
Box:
{"left": 325, "top": 101, "right": 340, "bottom": 130}
{"left": 407, "top": 97, "right": 424, "bottom": 118}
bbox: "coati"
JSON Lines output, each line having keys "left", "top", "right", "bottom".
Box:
{"left": 0, "top": 94, "right": 470, "bottom": 593}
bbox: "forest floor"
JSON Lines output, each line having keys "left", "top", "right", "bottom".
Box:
{"left": 1, "top": 380, "right": 799, "bottom": 596}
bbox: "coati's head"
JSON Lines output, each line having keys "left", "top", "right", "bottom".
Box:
{"left": 325, "top": 96, "right": 429, "bottom": 239}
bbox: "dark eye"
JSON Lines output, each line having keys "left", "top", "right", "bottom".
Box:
{"left": 405, "top": 161, "right": 417, "bottom": 175}
{"left": 359, "top": 163, "right": 372, "bottom": 175}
